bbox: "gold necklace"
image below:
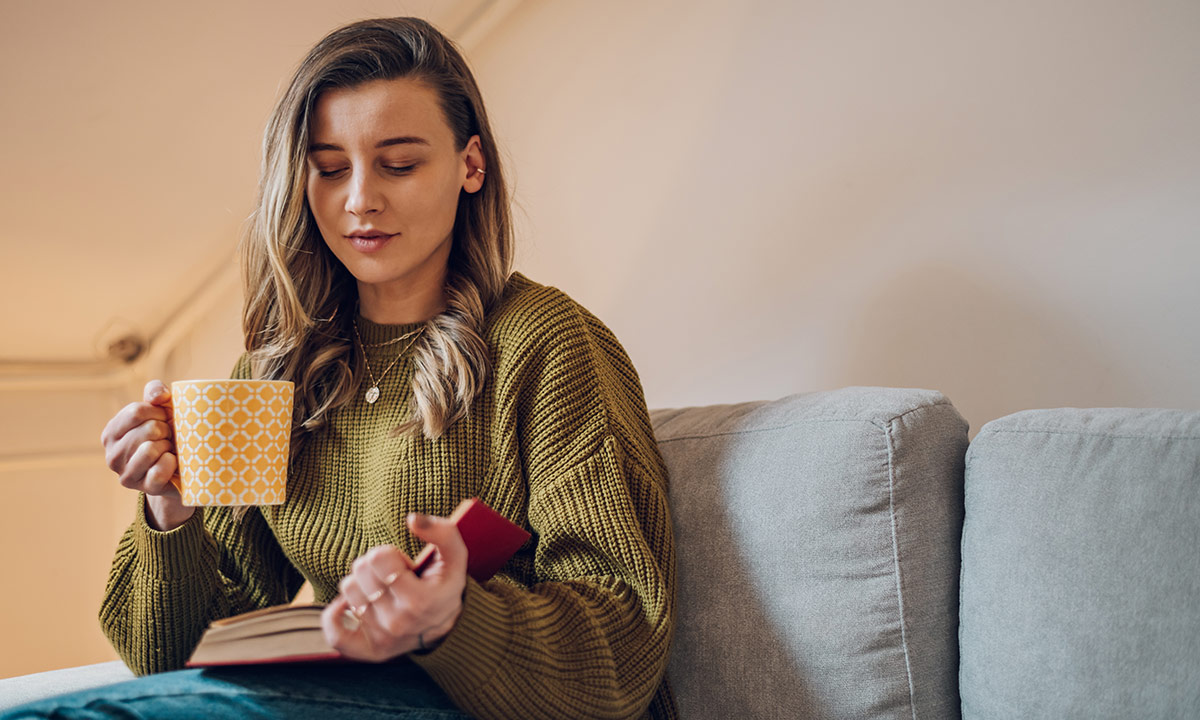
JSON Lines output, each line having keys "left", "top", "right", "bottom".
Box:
{"left": 358, "top": 327, "right": 423, "bottom": 349}
{"left": 352, "top": 320, "right": 425, "bottom": 405}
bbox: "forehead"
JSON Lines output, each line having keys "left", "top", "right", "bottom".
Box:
{"left": 309, "top": 77, "right": 453, "bottom": 148}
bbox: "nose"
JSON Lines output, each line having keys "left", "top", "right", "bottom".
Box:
{"left": 344, "top": 169, "right": 383, "bottom": 216}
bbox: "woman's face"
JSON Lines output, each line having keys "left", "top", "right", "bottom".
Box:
{"left": 306, "top": 77, "right": 484, "bottom": 310}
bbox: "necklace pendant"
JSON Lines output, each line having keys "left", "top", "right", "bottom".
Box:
{"left": 365, "top": 386, "right": 381, "bottom": 404}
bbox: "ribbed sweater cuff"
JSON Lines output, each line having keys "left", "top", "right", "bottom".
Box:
{"left": 133, "top": 495, "right": 210, "bottom": 580}
{"left": 411, "top": 578, "right": 511, "bottom": 692}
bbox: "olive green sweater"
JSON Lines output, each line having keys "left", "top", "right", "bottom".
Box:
{"left": 99, "top": 272, "right": 677, "bottom": 720}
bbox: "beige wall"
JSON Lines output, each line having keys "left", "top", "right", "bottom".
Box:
{"left": 470, "top": 0, "right": 1200, "bottom": 429}
{"left": 2, "top": 0, "right": 1198, "bottom": 678}
{"left": 0, "top": 290, "right": 244, "bottom": 679}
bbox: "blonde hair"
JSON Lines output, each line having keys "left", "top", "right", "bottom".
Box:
{"left": 238, "top": 17, "right": 513, "bottom": 466}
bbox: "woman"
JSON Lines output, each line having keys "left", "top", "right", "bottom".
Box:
{"left": 8, "top": 17, "right": 675, "bottom": 720}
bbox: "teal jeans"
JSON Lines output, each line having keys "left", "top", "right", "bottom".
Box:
{"left": 1, "top": 661, "right": 472, "bottom": 719}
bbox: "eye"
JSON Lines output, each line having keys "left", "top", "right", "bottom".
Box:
{"left": 317, "top": 168, "right": 347, "bottom": 179}
{"left": 384, "top": 164, "right": 416, "bottom": 175}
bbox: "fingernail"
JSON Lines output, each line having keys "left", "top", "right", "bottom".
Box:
{"left": 366, "top": 589, "right": 384, "bottom": 603}
{"left": 383, "top": 572, "right": 400, "bottom": 585}
{"left": 341, "top": 609, "right": 361, "bottom": 632}
{"left": 409, "top": 513, "right": 431, "bottom": 529}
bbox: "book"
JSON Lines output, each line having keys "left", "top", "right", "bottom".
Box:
{"left": 186, "top": 497, "right": 531, "bottom": 667}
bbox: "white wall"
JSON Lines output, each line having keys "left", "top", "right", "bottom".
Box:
{"left": 471, "top": 0, "right": 1200, "bottom": 433}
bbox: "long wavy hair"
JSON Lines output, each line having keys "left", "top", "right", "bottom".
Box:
{"left": 238, "top": 17, "right": 513, "bottom": 465}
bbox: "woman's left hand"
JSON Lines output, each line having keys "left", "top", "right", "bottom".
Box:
{"left": 321, "top": 513, "right": 468, "bottom": 661}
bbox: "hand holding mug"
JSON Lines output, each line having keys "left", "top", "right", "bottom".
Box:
{"left": 100, "top": 380, "right": 194, "bottom": 530}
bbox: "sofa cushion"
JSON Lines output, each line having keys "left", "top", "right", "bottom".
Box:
{"left": 651, "top": 387, "right": 967, "bottom": 719}
{"left": 959, "top": 408, "right": 1200, "bottom": 719}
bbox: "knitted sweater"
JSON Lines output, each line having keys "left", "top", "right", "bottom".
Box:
{"left": 99, "top": 272, "right": 678, "bottom": 720}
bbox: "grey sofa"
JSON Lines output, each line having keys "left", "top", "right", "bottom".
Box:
{"left": 4, "top": 387, "right": 1198, "bottom": 718}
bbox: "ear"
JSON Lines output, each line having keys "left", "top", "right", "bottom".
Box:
{"left": 460, "top": 135, "right": 486, "bottom": 194}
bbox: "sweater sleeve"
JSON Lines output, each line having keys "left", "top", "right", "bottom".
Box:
{"left": 98, "top": 354, "right": 305, "bottom": 675}
{"left": 411, "top": 301, "right": 676, "bottom": 720}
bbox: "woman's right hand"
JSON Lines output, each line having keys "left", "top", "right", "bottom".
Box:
{"left": 101, "top": 380, "right": 195, "bottom": 531}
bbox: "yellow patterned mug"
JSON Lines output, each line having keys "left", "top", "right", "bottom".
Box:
{"left": 170, "top": 379, "right": 294, "bottom": 506}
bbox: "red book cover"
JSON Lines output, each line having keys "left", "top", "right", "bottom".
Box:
{"left": 412, "top": 497, "right": 531, "bottom": 582}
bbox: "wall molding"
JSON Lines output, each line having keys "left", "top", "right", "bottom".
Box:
{"left": 0, "top": 1, "right": 528, "bottom": 469}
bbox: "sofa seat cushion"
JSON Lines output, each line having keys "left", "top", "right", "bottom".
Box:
{"left": 651, "top": 387, "right": 967, "bottom": 719}
{"left": 960, "top": 408, "right": 1200, "bottom": 719}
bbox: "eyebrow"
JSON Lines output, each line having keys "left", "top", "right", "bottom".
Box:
{"left": 307, "top": 136, "right": 431, "bottom": 152}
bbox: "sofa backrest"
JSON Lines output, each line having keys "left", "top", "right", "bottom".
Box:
{"left": 651, "top": 387, "right": 968, "bottom": 719}
{"left": 959, "top": 408, "right": 1200, "bottom": 718}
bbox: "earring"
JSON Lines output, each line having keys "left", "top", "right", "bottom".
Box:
{"left": 475, "top": 168, "right": 486, "bottom": 176}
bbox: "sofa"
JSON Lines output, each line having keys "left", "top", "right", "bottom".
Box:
{"left": 3, "top": 387, "right": 1198, "bottom": 718}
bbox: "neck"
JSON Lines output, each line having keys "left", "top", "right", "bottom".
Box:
{"left": 357, "top": 278, "right": 447, "bottom": 325}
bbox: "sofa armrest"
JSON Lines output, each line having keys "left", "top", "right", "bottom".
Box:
{"left": 0, "top": 661, "right": 134, "bottom": 711}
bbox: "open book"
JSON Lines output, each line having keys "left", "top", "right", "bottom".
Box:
{"left": 186, "top": 498, "right": 531, "bottom": 667}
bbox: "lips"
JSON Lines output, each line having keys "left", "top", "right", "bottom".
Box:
{"left": 346, "top": 231, "right": 396, "bottom": 253}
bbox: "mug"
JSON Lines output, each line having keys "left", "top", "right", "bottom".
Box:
{"left": 170, "top": 379, "right": 294, "bottom": 506}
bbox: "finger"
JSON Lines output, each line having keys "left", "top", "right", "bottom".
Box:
{"left": 338, "top": 573, "right": 374, "bottom": 619}
{"left": 101, "top": 402, "right": 170, "bottom": 451}
{"left": 407, "top": 513, "right": 468, "bottom": 578}
{"left": 351, "top": 558, "right": 389, "bottom": 606}
{"left": 117, "top": 439, "right": 172, "bottom": 491}
{"left": 144, "top": 380, "right": 172, "bottom": 407}
{"left": 108, "top": 418, "right": 172, "bottom": 474}
{"left": 354, "top": 546, "right": 414, "bottom": 603}
{"left": 323, "top": 594, "right": 392, "bottom": 662}
{"left": 321, "top": 595, "right": 360, "bottom": 646}
{"left": 380, "top": 564, "right": 424, "bottom": 612}
{"left": 131, "top": 418, "right": 171, "bottom": 445}
{"left": 332, "top": 578, "right": 397, "bottom": 658}
{"left": 117, "top": 438, "right": 170, "bottom": 490}
{"left": 143, "top": 450, "right": 179, "bottom": 496}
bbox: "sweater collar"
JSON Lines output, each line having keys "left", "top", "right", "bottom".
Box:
{"left": 353, "top": 311, "right": 428, "bottom": 347}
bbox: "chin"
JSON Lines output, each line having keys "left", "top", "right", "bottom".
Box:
{"left": 350, "top": 262, "right": 439, "bottom": 289}
{"left": 331, "top": 239, "right": 452, "bottom": 290}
